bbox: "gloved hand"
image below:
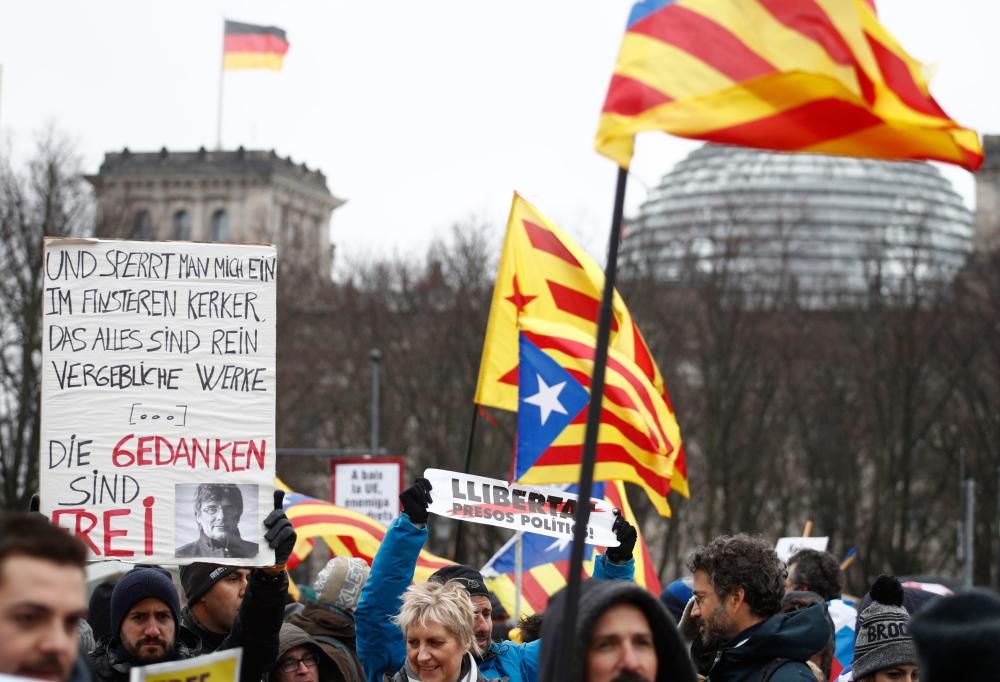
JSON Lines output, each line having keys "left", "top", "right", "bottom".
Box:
{"left": 263, "top": 490, "right": 297, "bottom": 566}
{"left": 605, "top": 509, "right": 637, "bottom": 564}
{"left": 678, "top": 595, "right": 700, "bottom": 643}
{"left": 29, "top": 493, "right": 40, "bottom": 513}
{"left": 399, "top": 478, "right": 433, "bottom": 524}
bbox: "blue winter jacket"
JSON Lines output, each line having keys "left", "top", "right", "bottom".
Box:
{"left": 354, "top": 513, "right": 634, "bottom": 682}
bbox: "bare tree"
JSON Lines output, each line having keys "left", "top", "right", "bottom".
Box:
{"left": 0, "top": 131, "right": 91, "bottom": 510}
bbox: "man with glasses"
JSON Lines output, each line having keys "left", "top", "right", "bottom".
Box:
{"left": 177, "top": 484, "right": 258, "bottom": 558}
{"left": 270, "top": 624, "right": 330, "bottom": 682}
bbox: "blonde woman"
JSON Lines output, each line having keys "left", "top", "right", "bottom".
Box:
{"left": 387, "top": 581, "right": 486, "bottom": 682}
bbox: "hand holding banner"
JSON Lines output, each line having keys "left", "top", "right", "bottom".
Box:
{"left": 422, "top": 468, "right": 619, "bottom": 547}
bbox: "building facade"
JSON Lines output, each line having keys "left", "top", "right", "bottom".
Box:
{"left": 975, "top": 135, "right": 1000, "bottom": 252}
{"left": 87, "top": 147, "right": 344, "bottom": 277}
{"left": 621, "top": 144, "right": 975, "bottom": 305}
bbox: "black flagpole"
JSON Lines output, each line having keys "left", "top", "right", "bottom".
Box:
{"left": 452, "top": 402, "right": 480, "bottom": 561}
{"left": 549, "top": 165, "right": 629, "bottom": 679}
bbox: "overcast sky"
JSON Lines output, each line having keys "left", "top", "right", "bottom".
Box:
{"left": 2, "top": 1, "right": 996, "bottom": 263}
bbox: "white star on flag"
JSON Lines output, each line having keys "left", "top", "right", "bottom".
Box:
{"left": 523, "top": 373, "right": 568, "bottom": 425}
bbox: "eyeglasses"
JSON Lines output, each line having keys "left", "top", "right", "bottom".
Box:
{"left": 278, "top": 653, "right": 318, "bottom": 673}
{"left": 200, "top": 504, "right": 237, "bottom": 516}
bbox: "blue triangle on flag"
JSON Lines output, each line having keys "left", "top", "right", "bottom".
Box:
{"left": 515, "top": 333, "right": 590, "bottom": 480}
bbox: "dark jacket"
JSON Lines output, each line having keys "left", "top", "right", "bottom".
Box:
{"left": 539, "top": 579, "right": 696, "bottom": 682}
{"left": 288, "top": 602, "right": 366, "bottom": 682}
{"left": 704, "top": 604, "right": 830, "bottom": 682}
{"left": 89, "top": 630, "right": 200, "bottom": 682}
{"left": 175, "top": 532, "right": 259, "bottom": 559}
{"left": 91, "top": 569, "right": 286, "bottom": 682}
{"left": 180, "top": 568, "right": 288, "bottom": 682}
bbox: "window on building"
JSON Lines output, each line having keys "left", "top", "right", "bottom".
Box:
{"left": 173, "top": 210, "right": 191, "bottom": 241}
{"left": 211, "top": 209, "right": 229, "bottom": 242}
{"left": 132, "top": 210, "right": 153, "bottom": 240}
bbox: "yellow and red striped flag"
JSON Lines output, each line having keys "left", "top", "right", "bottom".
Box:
{"left": 518, "top": 317, "right": 678, "bottom": 516}
{"left": 596, "top": 0, "right": 982, "bottom": 170}
{"left": 483, "top": 481, "right": 662, "bottom": 617}
{"left": 280, "top": 488, "right": 452, "bottom": 582}
{"left": 475, "top": 194, "right": 686, "bottom": 510}
{"left": 223, "top": 20, "right": 289, "bottom": 71}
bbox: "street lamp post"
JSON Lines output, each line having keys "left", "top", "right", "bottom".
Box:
{"left": 370, "top": 348, "right": 382, "bottom": 455}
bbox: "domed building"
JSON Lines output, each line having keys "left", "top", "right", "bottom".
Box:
{"left": 621, "top": 144, "right": 974, "bottom": 305}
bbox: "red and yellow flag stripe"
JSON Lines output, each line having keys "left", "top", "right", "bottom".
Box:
{"left": 597, "top": 0, "right": 982, "bottom": 170}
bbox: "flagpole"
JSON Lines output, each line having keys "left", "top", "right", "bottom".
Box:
{"left": 550, "top": 166, "right": 629, "bottom": 679}
{"left": 216, "top": 19, "right": 226, "bottom": 150}
{"left": 452, "top": 403, "right": 480, "bottom": 561}
{"left": 514, "top": 531, "right": 524, "bottom": 621}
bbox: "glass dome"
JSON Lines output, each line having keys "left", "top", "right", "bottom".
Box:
{"left": 621, "top": 144, "right": 974, "bottom": 305}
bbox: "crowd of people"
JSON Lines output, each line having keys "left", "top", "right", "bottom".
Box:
{"left": 2, "top": 478, "right": 999, "bottom": 682}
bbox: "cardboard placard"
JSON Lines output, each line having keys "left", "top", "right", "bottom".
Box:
{"left": 330, "top": 457, "right": 403, "bottom": 526}
{"left": 129, "top": 647, "right": 242, "bottom": 682}
{"left": 40, "top": 239, "right": 276, "bottom": 565}
{"left": 423, "top": 468, "right": 619, "bottom": 546}
{"left": 775, "top": 536, "right": 829, "bottom": 562}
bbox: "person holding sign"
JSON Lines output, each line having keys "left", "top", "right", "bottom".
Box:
{"left": 355, "top": 478, "right": 638, "bottom": 682}
{"left": 90, "top": 491, "right": 297, "bottom": 682}
{"left": 385, "top": 580, "right": 488, "bottom": 682}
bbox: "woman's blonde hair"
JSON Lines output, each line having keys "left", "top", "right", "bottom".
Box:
{"left": 392, "top": 580, "right": 482, "bottom": 657}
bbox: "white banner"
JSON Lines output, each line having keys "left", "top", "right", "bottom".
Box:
{"left": 332, "top": 458, "right": 402, "bottom": 526}
{"left": 129, "top": 647, "right": 242, "bottom": 682}
{"left": 41, "top": 239, "right": 276, "bottom": 565}
{"left": 775, "top": 536, "right": 829, "bottom": 562}
{"left": 423, "top": 468, "right": 619, "bottom": 546}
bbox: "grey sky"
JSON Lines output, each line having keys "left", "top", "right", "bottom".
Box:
{"left": 2, "top": 1, "right": 996, "bottom": 262}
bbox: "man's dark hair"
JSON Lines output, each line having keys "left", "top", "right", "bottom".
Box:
{"left": 517, "top": 613, "right": 544, "bottom": 643}
{"left": 0, "top": 513, "right": 87, "bottom": 585}
{"left": 787, "top": 548, "right": 841, "bottom": 600}
{"left": 687, "top": 534, "right": 785, "bottom": 618}
{"left": 194, "top": 483, "right": 243, "bottom": 517}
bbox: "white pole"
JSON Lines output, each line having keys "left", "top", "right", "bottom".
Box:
{"left": 514, "top": 532, "right": 523, "bottom": 622}
{"left": 216, "top": 20, "right": 226, "bottom": 150}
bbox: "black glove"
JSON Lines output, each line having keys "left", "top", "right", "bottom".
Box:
{"left": 399, "top": 478, "right": 433, "bottom": 524}
{"left": 605, "top": 509, "right": 637, "bottom": 564}
{"left": 28, "top": 494, "right": 40, "bottom": 513}
{"left": 263, "top": 490, "right": 297, "bottom": 566}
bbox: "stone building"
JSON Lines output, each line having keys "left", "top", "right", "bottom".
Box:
{"left": 86, "top": 146, "right": 344, "bottom": 277}
{"left": 975, "top": 135, "right": 1000, "bottom": 252}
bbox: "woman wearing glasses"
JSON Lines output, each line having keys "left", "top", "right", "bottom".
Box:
{"left": 271, "top": 624, "right": 333, "bottom": 682}
{"left": 387, "top": 581, "right": 486, "bottom": 682}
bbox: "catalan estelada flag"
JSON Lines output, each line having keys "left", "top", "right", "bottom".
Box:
{"left": 517, "top": 317, "right": 678, "bottom": 516}
{"left": 596, "top": 0, "right": 982, "bottom": 170}
{"left": 482, "top": 481, "right": 661, "bottom": 616}
{"left": 280, "top": 489, "right": 452, "bottom": 582}
{"left": 223, "top": 20, "right": 289, "bottom": 71}
{"left": 475, "top": 194, "right": 688, "bottom": 505}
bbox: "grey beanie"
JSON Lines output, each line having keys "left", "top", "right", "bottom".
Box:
{"left": 853, "top": 575, "right": 917, "bottom": 679}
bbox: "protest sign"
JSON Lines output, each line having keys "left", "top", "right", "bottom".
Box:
{"left": 423, "top": 468, "right": 619, "bottom": 546}
{"left": 330, "top": 456, "right": 403, "bottom": 525}
{"left": 129, "top": 647, "right": 242, "bottom": 682}
{"left": 40, "top": 238, "right": 276, "bottom": 565}
{"left": 775, "top": 536, "right": 829, "bottom": 562}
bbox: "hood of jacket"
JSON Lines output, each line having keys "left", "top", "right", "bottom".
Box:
{"left": 539, "top": 580, "right": 696, "bottom": 682}
{"left": 288, "top": 602, "right": 356, "bottom": 645}
{"left": 707, "top": 603, "right": 830, "bottom": 679}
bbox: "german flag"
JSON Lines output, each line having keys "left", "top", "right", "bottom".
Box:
{"left": 224, "top": 20, "right": 289, "bottom": 71}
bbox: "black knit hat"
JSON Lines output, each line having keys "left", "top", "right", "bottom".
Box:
{"left": 180, "top": 563, "right": 238, "bottom": 604}
{"left": 428, "top": 564, "right": 489, "bottom": 598}
{"left": 911, "top": 588, "right": 1000, "bottom": 682}
{"left": 852, "top": 575, "right": 917, "bottom": 679}
{"left": 110, "top": 567, "right": 181, "bottom": 639}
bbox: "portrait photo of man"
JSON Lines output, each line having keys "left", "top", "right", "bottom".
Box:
{"left": 175, "top": 483, "right": 259, "bottom": 559}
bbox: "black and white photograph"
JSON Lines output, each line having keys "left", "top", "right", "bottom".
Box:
{"left": 175, "top": 483, "right": 259, "bottom": 559}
